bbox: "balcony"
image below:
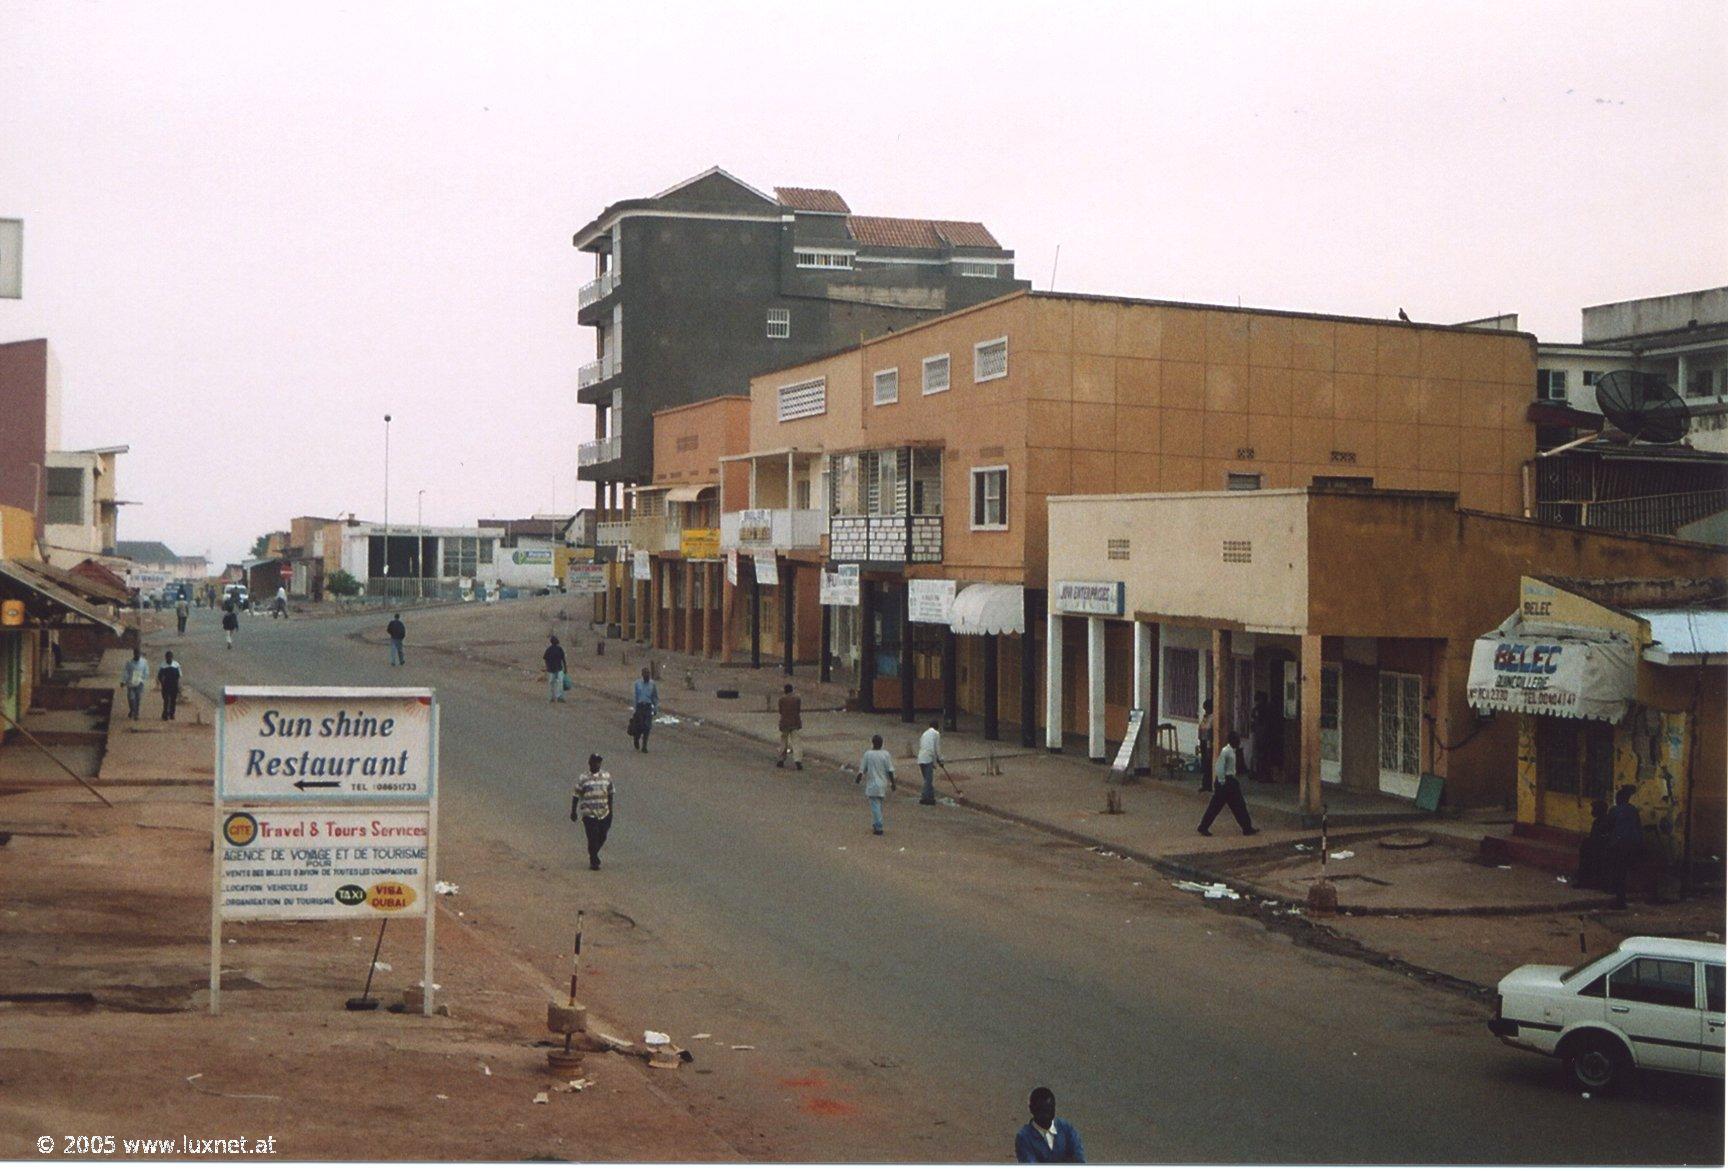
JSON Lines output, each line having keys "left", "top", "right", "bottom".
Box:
{"left": 578, "top": 270, "right": 618, "bottom": 309}
{"left": 628, "top": 514, "right": 681, "bottom": 555}
{"left": 577, "top": 355, "right": 621, "bottom": 391}
{"left": 829, "top": 513, "right": 943, "bottom": 565}
{"left": 595, "top": 519, "right": 632, "bottom": 548}
{"left": 720, "top": 508, "right": 826, "bottom": 552}
{"left": 578, "top": 435, "right": 621, "bottom": 467}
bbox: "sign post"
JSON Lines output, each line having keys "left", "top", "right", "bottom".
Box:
{"left": 211, "top": 687, "right": 439, "bottom": 1015}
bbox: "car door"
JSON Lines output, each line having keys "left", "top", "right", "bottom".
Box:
{"left": 1704, "top": 964, "right": 1724, "bottom": 1078}
{"left": 1606, "top": 957, "right": 1702, "bottom": 1075}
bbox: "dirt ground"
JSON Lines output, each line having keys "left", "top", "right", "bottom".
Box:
{"left": 0, "top": 782, "right": 736, "bottom": 1161}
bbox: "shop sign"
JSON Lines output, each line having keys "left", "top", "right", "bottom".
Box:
{"left": 753, "top": 554, "right": 779, "bottom": 586}
{"left": 907, "top": 578, "right": 957, "bottom": 624}
{"left": 566, "top": 563, "right": 607, "bottom": 594}
{"left": 1053, "top": 580, "right": 1125, "bottom": 616}
{"left": 632, "top": 550, "right": 651, "bottom": 582}
{"left": 681, "top": 528, "right": 720, "bottom": 560}
{"left": 1465, "top": 629, "right": 1636, "bottom": 722}
{"left": 216, "top": 808, "right": 430, "bottom": 921}
{"left": 737, "top": 509, "right": 774, "bottom": 550}
{"left": 511, "top": 548, "right": 553, "bottom": 566}
{"left": 726, "top": 550, "right": 739, "bottom": 586}
{"left": 219, "top": 689, "right": 435, "bottom": 803}
{"left": 820, "top": 564, "right": 860, "bottom": 606}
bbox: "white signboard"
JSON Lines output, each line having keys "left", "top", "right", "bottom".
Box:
{"left": 0, "top": 218, "right": 19, "bottom": 300}
{"left": 566, "top": 563, "right": 606, "bottom": 594}
{"left": 216, "top": 808, "right": 430, "bottom": 921}
{"left": 1053, "top": 580, "right": 1125, "bottom": 616}
{"left": 510, "top": 548, "right": 554, "bottom": 565}
{"left": 737, "top": 508, "right": 774, "bottom": 550}
{"left": 907, "top": 578, "right": 957, "bottom": 624}
{"left": 753, "top": 554, "right": 779, "bottom": 587}
{"left": 726, "top": 550, "right": 739, "bottom": 586}
{"left": 1466, "top": 630, "right": 1636, "bottom": 723}
{"left": 820, "top": 564, "right": 860, "bottom": 606}
{"left": 219, "top": 689, "right": 435, "bottom": 803}
{"left": 126, "top": 570, "right": 171, "bottom": 593}
{"left": 632, "top": 550, "right": 651, "bottom": 582}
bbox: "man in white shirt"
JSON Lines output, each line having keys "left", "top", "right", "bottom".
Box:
{"left": 1197, "top": 731, "right": 1258, "bottom": 837}
{"left": 917, "top": 719, "right": 942, "bottom": 806}
{"left": 856, "top": 734, "right": 897, "bottom": 835}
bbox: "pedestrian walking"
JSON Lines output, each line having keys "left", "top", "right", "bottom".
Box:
{"left": 273, "top": 585, "right": 288, "bottom": 620}
{"left": 1197, "top": 731, "right": 1259, "bottom": 837}
{"left": 544, "top": 636, "right": 569, "bottom": 702}
{"left": 1196, "top": 699, "right": 1214, "bottom": 792}
{"left": 174, "top": 596, "right": 189, "bottom": 635}
{"left": 221, "top": 604, "right": 239, "bottom": 649}
{"left": 571, "top": 753, "right": 614, "bottom": 871}
{"left": 120, "top": 648, "right": 149, "bottom": 719}
{"left": 1015, "top": 1086, "right": 1085, "bottom": 1163}
{"left": 1605, "top": 785, "right": 1643, "bottom": 909}
{"left": 386, "top": 613, "right": 407, "bottom": 666}
{"left": 917, "top": 718, "right": 942, "bottom": 805}
{"left": 157, "top": 651, "right": 182, "bottom": 721}
{"left": 630, "top": 667, "right": 659, "bottom": 752}
{"left": 776, "top": 683, "right": 803, "bottom": 769}
{"left": 856, "top": 734, "right": 897, "bottom": 835}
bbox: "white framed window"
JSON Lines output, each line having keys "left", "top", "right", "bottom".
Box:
{"left": 956, "top": 261, "right": 999, "bottom": 278}
{"left": 777, "top": 377, "right": 827, "bottom": 422}
{"left": 922, "top": 353, "right": 950, "bottom": 395}
{"left": 1582, "top": 370, "right": 1603, "bottom": 387}
{"left": 766, "top": 308, "right": 790, "bottom": 339}
{"left": 794, "top": 248, "right": 855, "bottom": 270}
{"left": 970, "top": 465, "right": 1008, "bottom": 530}
{"left": 1162, "top": 647, "right": 1200, "bottom": 721}
{"left": 1536, "top": 369, "right": 1567, "bottom": 401}
{"left": 873, "top": 367, "right": 900, "bottom": 406}
{"left": 1226, "top": 472, "right": 1262, "bottom": 491}
{"left": 974, "top": 336, "right": 1008, "bottom": 383}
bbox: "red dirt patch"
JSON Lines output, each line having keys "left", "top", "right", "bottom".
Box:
{"left": 779, "top": 1074, "right": 828, "bottom": 1089}
{"left": 803, "top": 1097, "right": 856, "bottom": 1117}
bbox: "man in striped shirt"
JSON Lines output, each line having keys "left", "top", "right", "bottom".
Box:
{"left": 574, "top": 754, "right": 614, "bottom": 870}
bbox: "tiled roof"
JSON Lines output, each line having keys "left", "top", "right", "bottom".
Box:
{"left": 114, "top": 540, "right": 178, "bottom": 563}
{"left": 846, "top": 216, "right": 943, "bottom": 249}
{"left": 775, "top": 187, "right": 851, "bottom": 214}
{"left": 933, "top": 220, "right": 1001, "bottom": 249}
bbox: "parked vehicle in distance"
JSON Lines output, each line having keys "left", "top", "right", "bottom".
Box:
{"left": 222, "top": 583, "right": 250, "bottom": 610}
{"left": 1489, "top": 936, "right": 1724, "bottom": 1092}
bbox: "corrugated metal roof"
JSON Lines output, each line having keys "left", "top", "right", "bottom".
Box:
{"left": 776, "top": 187, "right": 851, "bottom": 214}
{"left": 1637, "top": 608, "right": 1728, "bottom": 663}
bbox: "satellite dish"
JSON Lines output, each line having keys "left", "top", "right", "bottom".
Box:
{"left": 1594, "top": 369, "right": 1690, "bottom": 444}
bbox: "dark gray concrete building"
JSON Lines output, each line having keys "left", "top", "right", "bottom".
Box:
{"left": 571, "top": 166, "right": 1028, "bottom": 531}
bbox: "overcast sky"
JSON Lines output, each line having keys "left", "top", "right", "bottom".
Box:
{"left": 2, "top": 0, "right": 1724, "bottom": 565}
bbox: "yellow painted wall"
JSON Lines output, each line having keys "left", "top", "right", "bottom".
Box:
{"left": 0, "top": 503, "right": 37, "bottom": 559}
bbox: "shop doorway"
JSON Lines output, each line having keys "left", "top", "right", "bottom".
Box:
{"left": 1320, "top": 664, "right": 1342, "bottom": 785}
{"left": 1377, "top": 670, "right": 1422, "bottom": 799}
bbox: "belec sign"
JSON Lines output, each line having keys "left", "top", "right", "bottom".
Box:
{"left": 212, "top": 686, "right": 441, "bottom": 1015}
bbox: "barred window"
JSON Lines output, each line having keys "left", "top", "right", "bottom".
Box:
{"left": 766, "top": 308, "right": 790, "bottom": 339}
{"left": 974, "top": 337, "right": 1008, "bottom": 383}
{"left": 873, "top": 368, "right": 900, "bottom": 406}
{"left": 777, "top": 377, "right": 827, "bottom": 422}
{"left": 1162, "top": 648, "right": 1200, "bottom": 721}
{"left": 923, "top": 354, "right": 950, "bottom": 395}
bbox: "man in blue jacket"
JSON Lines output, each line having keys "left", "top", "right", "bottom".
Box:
{"left": 1015, "top": 1086, "right": 1084, "bottom": 1163}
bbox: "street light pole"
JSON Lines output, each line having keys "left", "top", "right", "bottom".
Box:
{"left": 417, "top": 489, "right": 425, "bottom": 601}
{"left": 383, "top": 413, "right": 392, "bottom": 599}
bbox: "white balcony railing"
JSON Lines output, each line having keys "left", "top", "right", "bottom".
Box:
{"left": 720, "top": 508, "right": 826, "bottom": 552}
{"left": 595, "top": 519, "right": 632, "bottom": 548}
{"left": 577, "top": 355, "right": 621, "bottom": 390}
{"left": 578, "top": 434, "right": 621, "bottom": 467}
{"left": 628, "top": 514, "right": 682, "bottom": 554}
{"left": 578, "top": 270, "right": 618, "bottom": 309}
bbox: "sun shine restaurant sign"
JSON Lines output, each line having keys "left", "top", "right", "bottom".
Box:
{"left": 212, "top": 686, "right": 441, "bottom": 1015}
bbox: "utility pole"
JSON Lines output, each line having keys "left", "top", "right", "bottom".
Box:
{"left": 383, "top": 413, "right": 393, "bottom": 598}
{"left": 417, "top": 489, "right": 425, "bottom": 601}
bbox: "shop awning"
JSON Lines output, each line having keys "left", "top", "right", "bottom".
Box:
{"left": 1465, "top": 613, "right": 1637, "bottom": 723}
{"left": 949, "top": 583, "right": 1024, "bottom": 636}
{"left": 666, "top": 483, "right": 716, "bottom": 504}
{"left": 1638, "top": 608, "right": 1728, "bottom": 666}
{"left": 0, "top": 559, "right": 127, "bottom": 635}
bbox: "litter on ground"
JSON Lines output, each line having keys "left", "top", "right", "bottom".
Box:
{"left": 1496, "top": 865, "right": 1513, "bottom": 870}
{"left": 653, "top": 715, "right": 681, "bottom": 725}
{"left": 533, "top": 1092, "right": 550, "bottom": 1105}
{"left": 730, "top": 1044, "right": 755, "bottom": 1051}
{"left": 434, "top": 880, "right": 460, "bottom": 895}
{"left": 691, "top": 1033, "right": 711, "bottom": 1040}
{"left": 644, "top": 1030, "right": 671, "bottom": 1046}
{"left": 372, "top": 961, "right": 392, "bottom": 972}
{"left": 1293, "top": 843, "right": 1313, "bottom": 852}
{"left": 481, "top": 1065, "right": 491, "bottom": 1076}
{"left": 1329, "top": 850, "right": 1355, "bottom": 861}
{"left": 1173, "top": 880, "right": 1241, "bottom": 900}
{"left": 1556, "top": 876, "right": 1570, "bottom": 884}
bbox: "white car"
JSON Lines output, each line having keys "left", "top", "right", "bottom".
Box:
{"left": 1489, "top": 935, "right": 1725, "bottom": 1092}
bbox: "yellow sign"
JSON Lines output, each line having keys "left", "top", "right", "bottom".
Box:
{"left": 367, "top": 881, "right": 418, "bottom": 912}
{"left": 681, "top": 528, "right": 720, "bottom": 560}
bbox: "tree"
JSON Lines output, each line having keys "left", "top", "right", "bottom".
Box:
{"left": 326, "top": 569, "right": 361, "bottom": 597}
{"left": 249, "top": 534, "right": 272, "bottom": 558}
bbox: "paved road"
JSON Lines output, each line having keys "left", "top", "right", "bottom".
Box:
{"left": 167, "top": 605, "right": 1724, "bottom": 1163}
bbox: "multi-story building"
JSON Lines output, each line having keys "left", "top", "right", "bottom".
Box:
{"left": 736, "top": 289, "right": 1540, "bottom": 746}
{"left": 42, "top": 446, "right": 128, "bottom": 568}
{"left": 0, "top": 339, "right": 61, "bottom": 537}
{"left": 570, "top": 166, "right": 1027, "bottom": 624}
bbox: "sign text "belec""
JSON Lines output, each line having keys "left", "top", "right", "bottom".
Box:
{"left": 1492, "top": 642, "right": 1562, "bottom": 675}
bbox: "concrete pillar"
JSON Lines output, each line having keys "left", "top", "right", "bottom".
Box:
{"left": 1045, "top": 607, "right": 1064, "bottom": 751}
{"left": 750, "top": 572, "right": 761, "bottom": 669}
{"left": 983, "top": 634, "right": 1000, "bottom": 741}
{"left": 860, "top": 580, "right": 877, "bottom": 713}
{"left": 941, "top": 628, "right": 958, "bottom": 732}
{"left": 1431, "top": 640, "right": 1451, "bottom": 793}
{"left": 703, "top": 564, "right": 717, "bottom": 658}
{"left": 782, "top": 565, "right": 795, "bottom": 676}
{"left": 1211, "top": 627, "right": 1234, "bottom": 768}
{"left": 1087, "top": 617, "right": 1106, "bottom": 761}
{"left": 682, "top": 562, "right": 696, "bottom": 656}
{"left": 1020, "top": 588, "right": 1042, "bottom": 749}
{"left": 899, "top": 580, "right": 915, "bottom": 724}
{"left": 820, "top": 601, "right": 832, "bottom": 683}
{"left": 1676, "top": 353, "right": 1689, "bottom": 404}
{"left": 1299, "top": 633, "right": 1324, "bottom": 816}
{"left": 1132, "top": 619, "right": 1154, "bottom": 774}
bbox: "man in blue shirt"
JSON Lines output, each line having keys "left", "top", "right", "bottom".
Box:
{"left": 631, "top": 667, "right": 659, "bottom": 753}
{"left": 1015, "top": 1086, "right": 1084, "bottom": 1163}
{"left": 1605, "top": 785, "right": 1643, "bottom": 909}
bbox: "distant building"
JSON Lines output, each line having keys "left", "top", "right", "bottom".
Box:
{"left": 42, "top": 446, "right": 129, "bottom": 568}
{"left": 0, "top": 339, "right": 61, "bottom": 536}
{"left": 337, "top": 521, "right": 505, "bottom": 598}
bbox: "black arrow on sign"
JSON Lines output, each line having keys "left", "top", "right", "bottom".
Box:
{"left": 293, "top": 780, "right": 341, "bottom": 791}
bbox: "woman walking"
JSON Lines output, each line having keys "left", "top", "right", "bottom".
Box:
{"left": 572, "top": 753, "right": 614, "bottom": 871}
{"left": 221, "top": 603, "right": 240, "bottom": 649}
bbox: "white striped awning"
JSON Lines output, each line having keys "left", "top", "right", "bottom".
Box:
{"left": 948, "top": 583, "right": 1024, "bottom": 636}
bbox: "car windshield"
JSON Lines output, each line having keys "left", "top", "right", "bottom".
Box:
{"left": 1561, "top": 949, "right": 1616, "bottom": 982}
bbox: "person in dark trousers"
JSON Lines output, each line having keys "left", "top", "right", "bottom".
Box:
{"left": 1196, "top": 699, "right": 1214, "bottom": 792}
{"left": 221, "top": 603, "right": 239, "bottom": 649}
{"left": 572, "top": 753, "right": 614, "bottom": 870}
{"left": 631, "top": 667, "right": 659, "bottom": 752}
{"left": 544, "top": 636, "right": 568, "bottom": 702}
{"left": 386, "top": 613, "right": 407, "bottom": 666}
{"left": 1015, "top": 1086, "right": 1085, "bottom": 1163}
{"left": 917, "top": 718, "right": 942, "bottom": 805}
{"left": 1198, "top": 731, "right": 1259, "bottom": 836}
{"left": 1605, "top": 785, "right": 1643, "bottom": 909}
{"left": 157, "top": 651, "right": 182, "bottom": 721}
{"left": 1574, "top": 798, "right": 1613, "bottom": 890}
{"left": 121, "top": 648, "right": 149, "bottom": 719}
{"left": 174, "top": 596, "right": 189, "bottom": 635}
{"left": 777, "top": 683, "right": 804, "bottom": 769}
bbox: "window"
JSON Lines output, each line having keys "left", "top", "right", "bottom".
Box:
{"left": 44, "top": 467, "right": 84, "bottom": 525}
{"left": 974, "top": 337, "right": 1009, "bottom": 383}
{"left": 1378, "top": 672, "right": 1422, "bottom": 776}
{"left": 441, "top": 537, "right": 485, "bottom": 578}
{"left": 1582, "top": 370, "right": 1603, "bottom": 387}
{"left": 873, "top": 368, "right": 900, "bottom": 406}
{"left": 957, "top": 261, "right": 999, "bottom": 278}
{"left": 1609, "top": 958, "right": 1697, "bottom": 1009}
{"left": 1688, "top": 368, "right": 1715, "bottom": 398}
{"left": 1536, "top": 369, "right": 1568, "bottom": 401}
{"left": 766, "top": 308, "right": 790, "bottom": 339}
{"left": 970, "top": 466, "right": 1007, "bottom": 529}
{"left": 1313, "top": 475, "right": 1374, "bottom": 489}
{"left": 922, "top": 354, "right": 950, "bottom": 395}
{"left": 1535, "top": 717, "right": 1615, "bottom": 799}
{"left": 1163, "top": 647, "right": 1200, "bottom": 720}
{"left": 1226, "top": 472, "right": 1262, "bottom": 491}
{"left": 777, "top": 377, "right": 827, "bottom": 422}
{"left": 1708, "top": 964, "right": 1724, "bottom": 1013}
{"left": 795, "top": 479, "right": 812, "bottom": 511}
{"left": 794, "top": 248, "right": 854, "bottom": 270}
{"left": 911, "top": 448, "right": 943, "bottom": 515}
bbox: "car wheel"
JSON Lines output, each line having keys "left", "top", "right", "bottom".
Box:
{"left": 1563, "top": 1032, "right": 1629, "bottom": 1093}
